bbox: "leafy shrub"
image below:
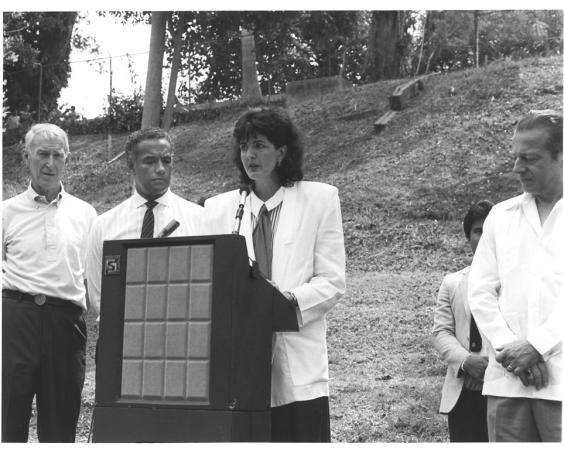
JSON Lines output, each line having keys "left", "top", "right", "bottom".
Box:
{"left": 108, "top": 91, "right": 144, "bottom": 132}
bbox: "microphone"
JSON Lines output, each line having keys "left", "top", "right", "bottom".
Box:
{"left": 232, "top": 185, "right": 250, "bottom": 235}
{"left": 156, "top": 219, "right": 180, "bottom": 238}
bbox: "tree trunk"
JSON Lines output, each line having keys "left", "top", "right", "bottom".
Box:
{"left": 363, "top": 12, "right": 377, "bottom": 81}
{"left": 339, "top": 44, "right": 348, "bottom": 85}
{"left": 363, "top": 11, "right": 404, "bottom": 82}
{"left": 473, "top": 10, "right": 480, "bottom": 68}
{"left": 240, "top": 28, "right": 262, "bottom": 102}
{"left": 415, "top": 11, "right": 427, "bottom": 76}
{"left": 162, "top": 13, "right": 187, "bottom": 131}
{"left": 425, "top": 47, "right": 436, "bottom": 74}
{"left": 142, "top": 11, "right": 167, "bottom": 129}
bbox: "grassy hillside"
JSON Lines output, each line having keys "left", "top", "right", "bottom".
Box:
{"left": 2, "top": 56, "right": 562, "bottom": 442}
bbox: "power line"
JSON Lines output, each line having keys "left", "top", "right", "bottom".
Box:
{"left": 69, "top": 51, "right": 150, "bottom": 64}
{"left": 4, "top": 51, "right": 150, "bottom": 75}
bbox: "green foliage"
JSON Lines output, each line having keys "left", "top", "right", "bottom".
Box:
{"left": 108, "top": 90, "right": 144, "bottom": 132}
{"left": 414, "top": 10, "right": 563, "bottom": 74}
{"left": 166, "top": 11, "right": 369, "bottom": 102}
{"left": 481, "top": 10, "right": 563, "bottom": 59}
{"left": 64, "top": 90, "right": 144, "bottom": 135}
{"left": 1, "top": 89, "right": 146, "bottom": 144}
{"left": 3, "top": 12, "right": 78, "bottom": 119}
{"left": 298, "top": 11, "right": 366, "bottom": 79}
{"left": 3, "top": 80, "right": 10, "bottom": 132}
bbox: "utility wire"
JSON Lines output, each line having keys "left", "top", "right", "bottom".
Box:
{"left": 4, "top": 51, "right": 150, "bottom": 75}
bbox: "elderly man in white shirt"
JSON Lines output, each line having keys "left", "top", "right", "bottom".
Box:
{"left": 468, "top": 110, "right": 563, "bottom": 442}
{"left": 2, "top": 124, "right": 97, "bottom": 442}
{"left": 86, "top": 127, "right": 203, "bottom": 317}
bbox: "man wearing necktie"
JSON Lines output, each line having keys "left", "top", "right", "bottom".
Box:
{"left": 432, "top": 200, "right": 493, "bottom": 441}
{"left": 86, "top": 127, "right": 203, "bottom": 318}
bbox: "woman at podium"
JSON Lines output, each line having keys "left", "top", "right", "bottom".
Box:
{"left": 203, "top": 107, "right": 346, "bottom": 442}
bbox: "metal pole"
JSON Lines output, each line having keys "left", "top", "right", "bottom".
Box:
{"left": 109, "top": 53, "right": 113, "bottom": 120}
{"left": 107, "top": 52, "right": 113, "bottom": 158}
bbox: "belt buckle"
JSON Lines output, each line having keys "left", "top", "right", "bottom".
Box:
{"left": 34, "top": 294, "right": 46, "bottom": 306}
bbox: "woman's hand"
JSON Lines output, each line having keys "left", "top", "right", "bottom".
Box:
{"left": 266, "top": 278, "right": 279, "bottom": 290}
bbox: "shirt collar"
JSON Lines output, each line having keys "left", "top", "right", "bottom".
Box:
{"left": 509, "top": 192, "right": 563, "bottom": 211}
{"left": 499, "top": 193, "right": 532, "bottom": 211}
{"left": 26, "top": 181, "right": 64, "bottom": 206}
{"left": 249, "top": 186, "right": 285, "bottom": 217}
{"left": 132, "top": 188, "right": 172, "bottom": 209}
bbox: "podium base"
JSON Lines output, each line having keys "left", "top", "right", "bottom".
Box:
{"left": 91, "top": 405, "right": 271, "bottom": 442}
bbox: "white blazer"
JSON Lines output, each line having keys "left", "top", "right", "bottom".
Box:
{"left": 432, "top": 267, "right": 488, "bottom": 413}
{"left": 203, "top": 181, "right": 346, "bottom": 406}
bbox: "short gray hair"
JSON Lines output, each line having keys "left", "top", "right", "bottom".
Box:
{"left": 25, "top": 123, "right": 70, "bottom": 156}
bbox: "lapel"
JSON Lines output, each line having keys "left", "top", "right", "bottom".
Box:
{"left": 271, "top": 184, "right": 299, "bottom": 282}
{"left": 456, "top": 268, "right": 471, "bottom": 348}
{"left": 455, "top": 269, "right": 470, "bottom": 318}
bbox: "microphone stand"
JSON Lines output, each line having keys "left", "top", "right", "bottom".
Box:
{"left": 232, "top": 186, "right": 250, "bottom": 235}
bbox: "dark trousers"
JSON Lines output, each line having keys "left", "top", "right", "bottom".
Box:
{"left": 271, "top": 396, "right": 330, "bottom": 442}
{"left": 1, "top": 294, "right": 86, "bottom": 442}
{"left": 447, "top": 387, "right": 488, "bottom": 442}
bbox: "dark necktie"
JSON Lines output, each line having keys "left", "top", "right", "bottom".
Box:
{"left": 253, "top": 204, "right": 273, "bottom": 279}
{"left": 470, "top": 314, "right": 482, "bottom": 352}
{"left": 140, "top": 200, "right": 158, "bottom": 238}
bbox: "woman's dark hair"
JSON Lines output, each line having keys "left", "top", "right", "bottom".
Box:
{"left": 515, "top": 110, "right": 563, "bottom": 159}
{"left": 463, "top": 200, "right": 494, "bottom": 239}
{"left": 232, "top": 107, "right": 304, "bottom": 187}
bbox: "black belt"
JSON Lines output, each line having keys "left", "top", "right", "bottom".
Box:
{"left": 2, "top": 289, "right": 80, "bottom": 309}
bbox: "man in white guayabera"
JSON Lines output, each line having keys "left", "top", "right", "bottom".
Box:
{"left": 468, "top": 110, "right": 563, "bottom": 442}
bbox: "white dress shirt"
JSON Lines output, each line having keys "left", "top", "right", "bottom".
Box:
{"left": 2, "top": 183, "right": 97, "bottom": 310}
{"left": 86, "top": 188, "right": 203, "bottom": 316}
{"left": 468, "top": 193, "right": 563, "bottom": 401}
{"left": 249, "top": 188, "right": 283, "bottom": 234}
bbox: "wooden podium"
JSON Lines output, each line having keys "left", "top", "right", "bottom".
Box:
{"left": 91, "top": 234, "right": 298, "bottom": 442}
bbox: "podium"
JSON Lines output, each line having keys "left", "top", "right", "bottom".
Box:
{"left": 91, "top": 234, "right": 298, "bottom": 442}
